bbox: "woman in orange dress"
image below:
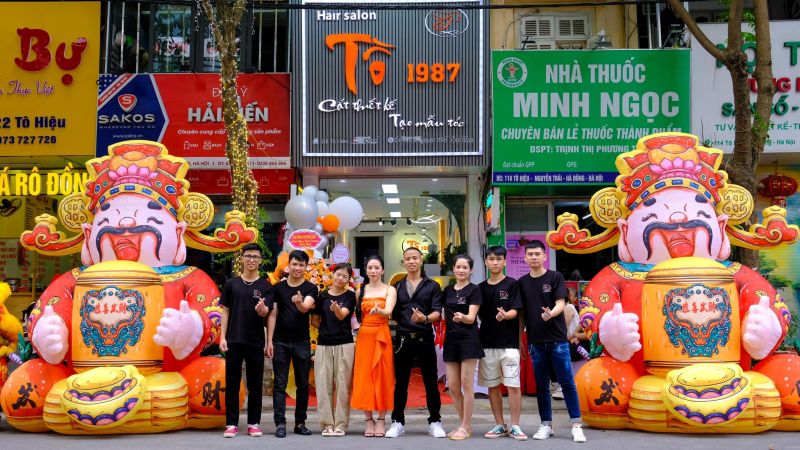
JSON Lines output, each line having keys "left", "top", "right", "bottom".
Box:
{"left": 351, "top": 255, "right": 396, "bottom": 437}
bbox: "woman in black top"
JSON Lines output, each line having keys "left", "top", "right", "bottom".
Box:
{"left": 442, "top": 254, "right": 483, "bottom": 441}
{"left": 312, "top": 263, "right": 357, "bottom": 437}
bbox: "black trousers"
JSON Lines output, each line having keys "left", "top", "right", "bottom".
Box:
{"left": 225, "top": 343, "right": 265, "bottom": 426}
{"left": 272, "top": 340, "right": 311, "bottom": 425}
{"left": 391, "top": 334, "right": 441, "bottom": 425}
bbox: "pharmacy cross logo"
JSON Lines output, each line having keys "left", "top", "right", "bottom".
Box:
{"left": 117, "top": 94, "right": 137, "bottom": 112}
{"left": 497, "top": 57, "right": 527, "bottom": 88}
{"left": 424, "top": 10, "right": 469, "bottom": 38}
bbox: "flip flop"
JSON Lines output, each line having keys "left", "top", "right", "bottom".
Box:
{"left": 449, "top": 427, "right": 471, "bottom": 441}
{"left": 364, "top": 418, "right": 375, "bottom": 437}
{"left": 322, "top": 425, "right": 335, "bottom": 437}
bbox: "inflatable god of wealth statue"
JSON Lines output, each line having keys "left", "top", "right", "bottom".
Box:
{"left": 548, "top": 133, "right": 800, "bottom": 433}
{"left": 0, "top": 141, "right": 257, "bottom": 434}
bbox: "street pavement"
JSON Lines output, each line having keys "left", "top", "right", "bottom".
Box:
{"left": 1, "top": 396, "right": 797, "bottom": 449}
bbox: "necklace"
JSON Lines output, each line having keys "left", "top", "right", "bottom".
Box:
{"left": 242, "top": 276, "right": 258, "bottom": 286}
{"left": 454, "top": 283, "right": 469, "bottom": 300}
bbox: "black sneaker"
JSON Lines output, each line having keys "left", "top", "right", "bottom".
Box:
{"left": 275, "top": 424, "right": 287, "bottom": 438}
{"left": 294, "top": 423, "right": 312, "bottom": 435}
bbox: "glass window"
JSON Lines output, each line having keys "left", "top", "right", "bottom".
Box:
{"left": 152, "top": 4, "right": 193, "bottom": 72}
{"left": 505, "top": 198, "right": 549, "bottom": 232}
{"left": 252, "top": 4, "right": 289, "bottom": 72}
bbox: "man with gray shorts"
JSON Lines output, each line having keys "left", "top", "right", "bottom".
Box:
{"left": 477, "top": 246, "right": 526, "bottom": 440}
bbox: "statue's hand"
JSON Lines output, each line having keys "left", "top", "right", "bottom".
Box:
{"left": 154, "top": 300, "right": 203, "bottom": 360}
{"left": 742, "top": 296, "right": 782, "bottom": 360}
{"left": 599, "top": 303, "right": 642, "bottom": 362}
{"left": 32, "top": 305, "right": 69, "bottom": 364}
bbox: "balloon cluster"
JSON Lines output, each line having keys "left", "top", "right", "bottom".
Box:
{"left": 282, "top": 186, "right": 363, "bottom": 255}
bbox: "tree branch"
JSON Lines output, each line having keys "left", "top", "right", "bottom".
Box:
{"left": 665, "top": 0, "right": 724, "bottom": 61}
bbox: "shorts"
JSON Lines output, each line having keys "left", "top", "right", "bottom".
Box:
{"left": 478, "top": 348, "right": 521, "bottom": 388}
{"left": 443, "top": 339, "right": 485, "bottom": 363}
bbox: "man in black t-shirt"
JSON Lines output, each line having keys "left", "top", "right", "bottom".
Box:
{"left": 516, "top": 240, "right": 586, "bottom": 443}
{"left": 267, "top": 250, "right": 318, "bottom": 438}
{"left": 385, "top": 247, "right": 447, "bottom": 439}
{"left": 220, "top": 243, "right": 272, "bottom": 438}
{"left": 477, "top": 246, "right": 526, "bottom": 440}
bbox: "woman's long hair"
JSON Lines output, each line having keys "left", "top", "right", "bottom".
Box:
{"left": 357, "top": 254, "right": 384, "bottom": 322}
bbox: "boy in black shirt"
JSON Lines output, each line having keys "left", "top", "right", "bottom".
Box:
{"left": 220, "top": 243, "right": 272, "bottom": 438}
{"left": 267, "top": 250, "right": 318, "bottom": 437}
{"left": 516, "top": 240, "right": 586, "bottom": 443}
{"left": 477, "top": 246, "right": 526, "bottom": 440}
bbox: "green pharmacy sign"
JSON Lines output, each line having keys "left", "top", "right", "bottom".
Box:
{"left": 491, "top": 49, "right": 691, "bottom": 185}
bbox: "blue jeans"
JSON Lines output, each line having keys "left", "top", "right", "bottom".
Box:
{"left": 529, "top": 342, "right": 582, "bottom": 424}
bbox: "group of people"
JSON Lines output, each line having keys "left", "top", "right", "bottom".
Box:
{"left": 219, "top": 240, "right": 587, "bottom": 443}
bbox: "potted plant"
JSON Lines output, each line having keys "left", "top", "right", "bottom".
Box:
{"left": 424, "top": 245, "right": 440, "bottom": 276}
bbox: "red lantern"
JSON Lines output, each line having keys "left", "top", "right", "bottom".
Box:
{"left": 758, "top": 172, "right": 797, "bottom": 207}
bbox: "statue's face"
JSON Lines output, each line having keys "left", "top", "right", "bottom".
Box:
{"left": 81, "top": 194, "right": 186, "bottom": 267}
{"left": 617, "top": 187, "right": 730, "bottom": 265}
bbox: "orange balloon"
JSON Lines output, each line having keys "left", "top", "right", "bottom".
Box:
{"left": 0, "top": 359, "right": 74, "bottom": 419}
{"left": 321, "top": 214, "right": 340, "bottom": 233}
{"left": 181, "top": 356, "right": 245, "bottom": 415}
{"left": 754, "top": 353, "right": 800, "bottom": 414}
{"left": 575, "top": 356, "right": 639, "bottom": 414}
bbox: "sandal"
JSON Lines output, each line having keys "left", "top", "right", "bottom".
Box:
{"left": 364, "top": 418, "right": 375, "bottom": 437}
{"left": 449, "top": 427, "right": 471, "bottom": 441}
{"left": 374, "top": 418, "right": 386, "bottom": 437}
{"left": 322, "top": 425, "right": 335, "bottom": 437}
{"left": 333, "top": 426, "right": 346, "bottom": 437}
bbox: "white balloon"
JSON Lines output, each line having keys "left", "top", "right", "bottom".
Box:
{"left": 329, "top": 196, "right": 363, "bottom": 231}
{"left": 317, "top": 236, "right": 329, "bottom": 250}
{"left": 316, "top": 201, "right": 329, "bottom": 217}
{"left": 284, "top": 195, "right": 318, "bottom": 229}
{"left": 312, "top": 223, "right": 324, "bottom": 234}
{"left": 315, "top": 190, "right": 329, "bottom": 203}
{"left": 283, "top": 241, "right": 294, "bottom": 252}
{"left": 301, "top": 185, "right": 319, "bottom": 198}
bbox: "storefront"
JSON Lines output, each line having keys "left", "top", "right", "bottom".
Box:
{"left": 692, "top": 21, "right": 800, "bottom": 314}
{"left": 489, "top": 48, "right": 693, "bottom": 283}
{"left": 0, "top": 2, "right": 101, "bottom": 320}
{"left": 293, "top": 0, "right": 489, "bottom": 277}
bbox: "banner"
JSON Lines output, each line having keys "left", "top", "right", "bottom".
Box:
{"left": 184, "top": 168, "right": 294, "bottom": 195}
{"left": 692, "top": 22, "right": 800, "bottom": 153}
{"left": 0, "top": 2, "right": 100, "bottom": 157}
{"left": 299, "top": 0, "right": 484, "bottom": 157}
{"left": 491, "top": 50, "right": 691, "bottom": 185}
{"left": 97, "top": 73, "right": 291, "bottom": 170}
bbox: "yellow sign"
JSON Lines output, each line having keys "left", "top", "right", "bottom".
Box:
{"left": 0, "top": 166, "right": 88, "bottom": 196}
{"left": 0, "top": 2, "right": 100, "bottom": 157}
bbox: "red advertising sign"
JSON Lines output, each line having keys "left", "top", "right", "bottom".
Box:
{"left": 97, "top": 73, "right": 291, "bottom": 170}
{"left": 185, "top": 169, "right": 295, "bottom": 195}
{"left": 287, "top": 229, "right": 323, "bottom": 250}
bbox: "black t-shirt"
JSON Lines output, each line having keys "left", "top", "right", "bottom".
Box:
{"left": 516, "top": 270, "right": 568, "bottom": 344}
{"left": 443, "top": 283, "right": 482, "bottom": 342}
{"left": 392, "top": 277, "right": 443, "bottom": 336}
{"left": 272, "top": 279, "right": 318, "bottom": 342}
{"left": 220, "top": 277, "right": 272, "bottom": 348}
{"left": 478, "top": 277, "right": 522, "bottom": 349}
{"left": 314, "top": 290, "right": 356, "bottom": 346}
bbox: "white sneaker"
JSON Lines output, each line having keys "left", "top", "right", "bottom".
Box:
{"left": 428, "top": 421, "right": 447, "bottom": 438}
{"left": 532, "top": 424, "right": 553, "bottom": 440}
{"left": 551, "top": 382, "right": 564, "bottom": 399}
{"left": 571, "top": 426, "right": 586, "bottom": 443}
{"left": 385, "top": 421, "right": 405, "bottom": 438}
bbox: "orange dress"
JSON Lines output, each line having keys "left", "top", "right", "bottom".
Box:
{"left": 351, "top": 297, "right": 394, "bottom": 411}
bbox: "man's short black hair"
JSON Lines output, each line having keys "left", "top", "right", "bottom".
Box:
{"left": 525, "top": 240, "right": 546, "bottom": 252}
{"left": 485, "top": 245, "right": 507, "bottom": 258}
{"left": 241, "top": 243, "right": 261, "bottom": 254}
{"left": 288, "top": 249, "right": 310, "bottom": 264}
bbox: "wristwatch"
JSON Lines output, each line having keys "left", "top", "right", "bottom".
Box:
{"left": 423, "top": 316, "right": 429, "bottom": 324}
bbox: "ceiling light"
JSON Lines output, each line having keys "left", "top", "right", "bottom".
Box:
{"left": 390, "top": 218, "right": 397, "bottom": 226}
{"left": 406, "top": 218, "right": 412, "bottom": 225}
{"left": 386, "top": 197, "right": 400, "bottom": 204}
{"left": 381, "top": 184, "right": 398, "bottom": 194}
{"left": 339, "top": 179, "right": 346, "bottom": 183}
{"left": 378, "top": 218, "right": 384, "bottom": 226}
{"left": 389, "top": 211, "right": 401, "bottom": 218}
{"left": 432, "top": 178, "right": 438, "bottom": 182}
